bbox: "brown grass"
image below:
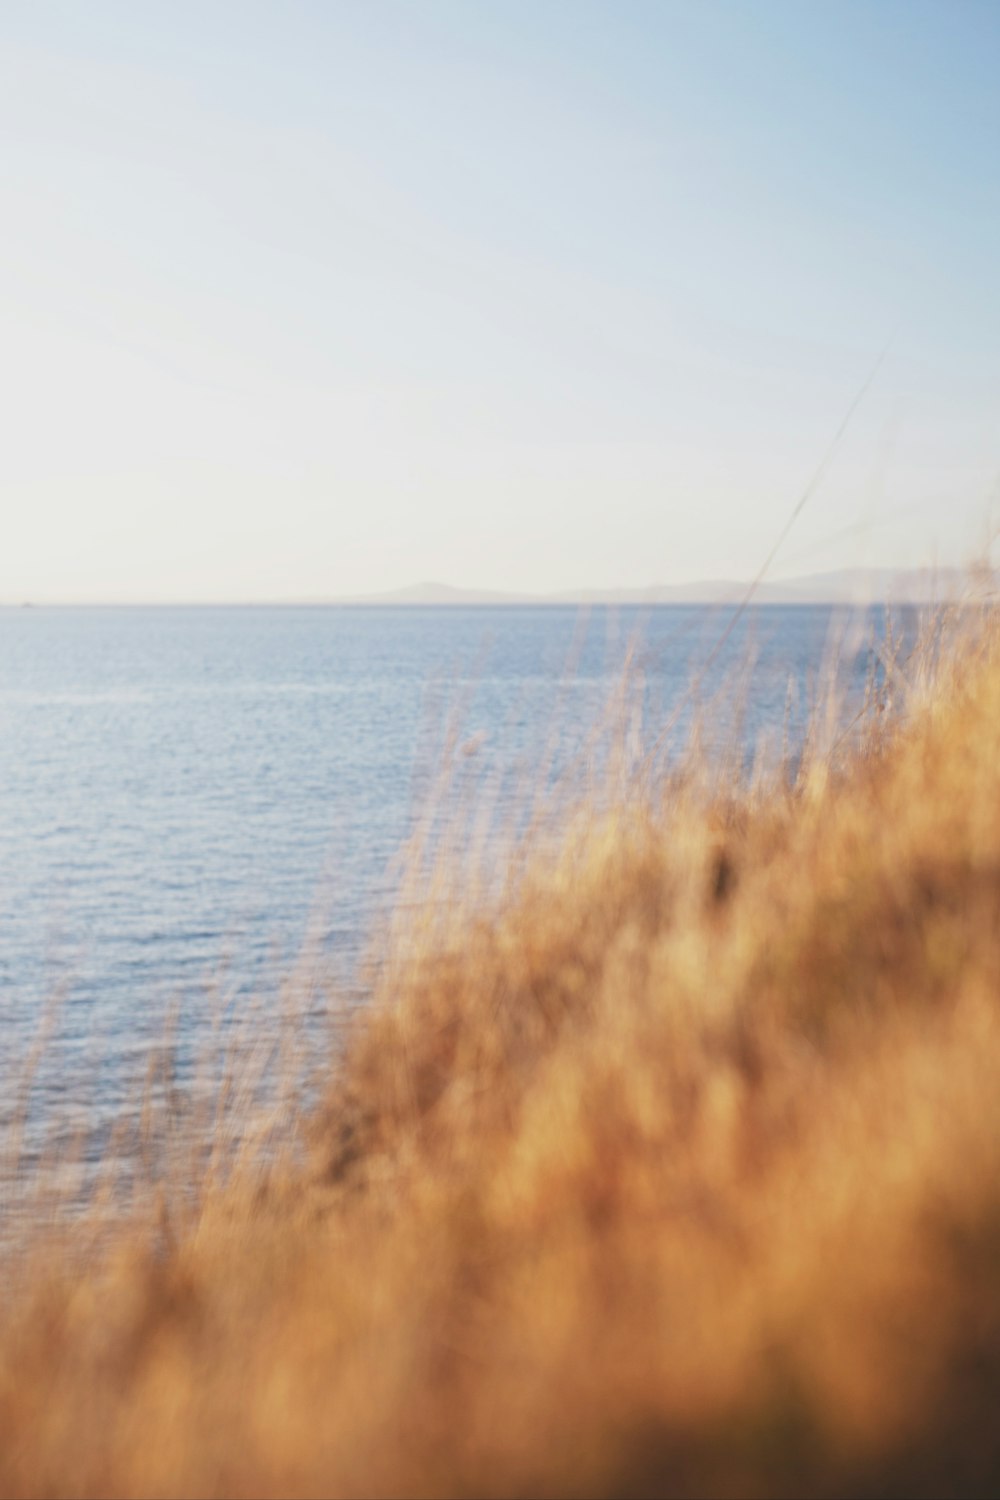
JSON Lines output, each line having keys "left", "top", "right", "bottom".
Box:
{"left": 2, "top": 604, "right": 1000, "bottom": 1497}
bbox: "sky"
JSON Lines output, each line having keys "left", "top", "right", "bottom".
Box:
{"left": 1, "top": 0, "right": 998, "bottom": 602}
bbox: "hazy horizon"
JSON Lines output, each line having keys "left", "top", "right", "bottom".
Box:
{"left": 2, "top": 562, "right": 988, "bottom": 609}
{"left": 2, "top": 1, "right": 999, "bottom": 602}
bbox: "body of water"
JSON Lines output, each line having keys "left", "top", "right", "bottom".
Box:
{"left": 0, "top": 602, "right": 904, "bottom": 1161}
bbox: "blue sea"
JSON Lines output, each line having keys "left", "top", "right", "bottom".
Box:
{"left": 0, "top": 603, "right": 907, "bottom": 1165}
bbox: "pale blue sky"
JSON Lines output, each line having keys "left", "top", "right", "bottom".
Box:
{"left": 1, "top": 0, "right": 998, "bottom": 600}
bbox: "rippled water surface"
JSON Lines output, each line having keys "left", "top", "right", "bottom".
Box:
{"left": 0, "top": 603, "right": 903, "bottom": 1155}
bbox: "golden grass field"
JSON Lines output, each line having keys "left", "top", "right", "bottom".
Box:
{"left": 2, "top": 600, "right": 1000, "bottom": 1497}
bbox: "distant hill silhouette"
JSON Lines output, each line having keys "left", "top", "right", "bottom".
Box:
{"left": 332, "top": 567, "right": 994, "bottom": 607}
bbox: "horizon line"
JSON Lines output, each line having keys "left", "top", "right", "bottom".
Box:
{"left": 0, "top": 564, "right": 989, "bottom": 611}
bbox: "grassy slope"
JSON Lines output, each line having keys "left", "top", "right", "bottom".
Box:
{"left": 2, "top": 612, "right": 1000, "bottom": 1497}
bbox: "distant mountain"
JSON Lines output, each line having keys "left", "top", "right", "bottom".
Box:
{"left": 758, "top": 567, "right": 995, "bottom": 604}
{"left": 332, "top": 567, "right": 994, "bottom": 607}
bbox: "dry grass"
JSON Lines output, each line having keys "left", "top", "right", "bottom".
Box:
{"left": 2, "top": 603, "right": 1000, "bottom": 1497}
